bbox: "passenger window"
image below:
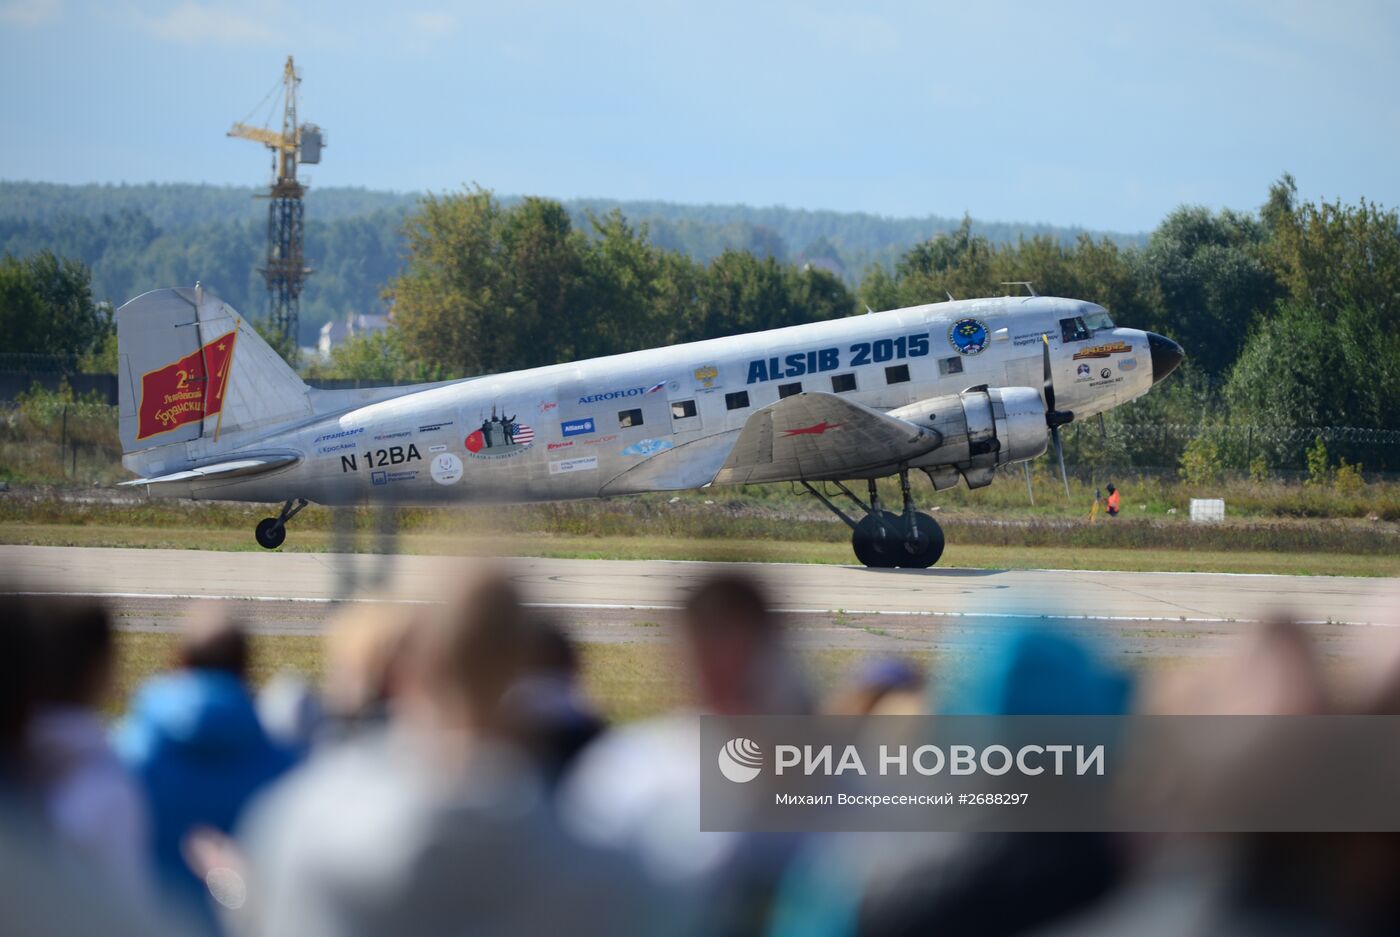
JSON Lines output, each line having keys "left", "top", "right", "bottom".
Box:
{"left": 618, "top": 408, "right": 643, "bottom": 428}
{"left": 938, "top": 356, "right": 964, "bottom": 376}
{"left": 831, "top": 374, "right": 856, "bottom": 393}
{"left": 885, "top": 364, "right": 910, "bottom": 384}
{"left": 778, "top": 382, "right": 803, "bottom": 399}
{"left": 671, "top": 399, "right": 697, "bottom": 419}
{"left": 725, "top": 391, "right": 750, "bottom": 410}
{"left": 1059, "top": 317, "right": 1091, "bottom": 343}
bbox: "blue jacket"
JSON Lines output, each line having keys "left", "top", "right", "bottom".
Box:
{"left": 115, "top": 670, "right": 296, "bottom": 912}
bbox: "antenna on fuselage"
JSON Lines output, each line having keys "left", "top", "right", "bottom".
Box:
{"left": 945, "top": 291, "right": 956, "bottom": 302}
{"left": 1000, "top": 281, "right": 1038, "bottom": 297}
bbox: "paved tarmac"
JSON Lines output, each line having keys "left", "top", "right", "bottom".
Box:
{"left": 5, "top": 544, "right": 1397, "bottom": 653}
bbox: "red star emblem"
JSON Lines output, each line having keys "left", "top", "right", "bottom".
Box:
{"left": 782, "top": 421, "right": 842, "bottom": 437}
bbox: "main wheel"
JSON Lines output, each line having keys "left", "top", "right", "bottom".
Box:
{"left": 852, "top": 511, "right": 901, "bottom": 568}
{"left": 895, "top": 513, "right": 945, "bottom": 569}
{"left": 255, "top": 517, "right": 286, "bottom": 550}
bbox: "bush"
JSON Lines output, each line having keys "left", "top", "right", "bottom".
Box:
{"left": 1334, "top": 459, "right": 1365, "bottom": 495}
{"left": 1178, "top": 436, "right": 1224, "bottom": 486}
{"left": 1305, "top": 436, "right": 1331, "bottom": 486}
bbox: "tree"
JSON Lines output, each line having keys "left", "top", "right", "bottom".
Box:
{"left": 1132, "top": 205, "right": 1282, "bottom": 377}
{"left": 0, "top": 251, "right": 110, "bottom": 361}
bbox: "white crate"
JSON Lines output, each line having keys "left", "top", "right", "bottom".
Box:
{"left": 1189, "top": 498, "right": 1225, "bottom": 522}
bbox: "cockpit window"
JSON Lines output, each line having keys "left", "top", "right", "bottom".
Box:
{"left": 1082, "top": 309, "right": 1115, "bottom": 332}
{"left": 1059, "top": 316, "right": 1091, "bottom": 343}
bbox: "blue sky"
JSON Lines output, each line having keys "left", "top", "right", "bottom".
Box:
{"left": 1, "top": 0, "right": 1396, "bottom": 232}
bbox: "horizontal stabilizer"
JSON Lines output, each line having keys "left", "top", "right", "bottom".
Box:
{"left": 713, "top": 392, "right": 940, "bottom": 485}
{"left": 119, "top": 454, "right": 300, "bottom": 487}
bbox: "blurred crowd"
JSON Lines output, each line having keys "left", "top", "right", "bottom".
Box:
{"left": 3, "top": 568, "right": 1400, "bottom": 937}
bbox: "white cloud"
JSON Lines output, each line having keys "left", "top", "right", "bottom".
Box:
{"left": 139, "top": 1, "right": 278, "bottom": 44}
{"left": 0, "top": 0, "right": 62, "bottom": 26}
{"left": 408, "top": 10, "right": 457, "bottom": 36}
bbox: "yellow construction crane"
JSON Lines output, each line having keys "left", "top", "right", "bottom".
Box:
{"left": 227, "top": 55, "right": 325, "bottom": 351}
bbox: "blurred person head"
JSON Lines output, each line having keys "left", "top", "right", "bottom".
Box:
{"left": 403, "top": 567, "right": 531, "bottom": 737}
{"left": 1145, "top": 617, "right": 1328, "bottom": 716}
{"left": 321, "top": 601, "right": 418, "bottom": 724}
{"left": 503, "top": 618, "right": 605, "bottom": 785}
{"left": 944, "top": 626, "right": 1133, "bottom": 716}
{"left": 176, "top": 604, "right": 249, "bottom": 679}
{"left": 825, "top": 656, "right": 926, "bottom": 716}
{"left": 29, "top": 597, "right": 115, "bottom": 710}
{"left": 681, "top": 572, "right": 803, "bottom": 715}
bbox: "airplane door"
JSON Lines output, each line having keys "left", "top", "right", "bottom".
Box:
{"left": 669, "top": 391, "right": 703, "bottom": 434}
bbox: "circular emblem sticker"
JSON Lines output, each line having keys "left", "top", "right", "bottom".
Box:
{"left": 948, "top": 317, "right": 989, "bottom": 355}
{"left": 429, "top": 452, "right": 463, "bottom": 485}
{"left": 1099, "top": 367, "right": 1112, "bottom": 379}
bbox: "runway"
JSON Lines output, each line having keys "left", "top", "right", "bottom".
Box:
{"left": 5, "top": 545, "right": 1397, "bottom": 657}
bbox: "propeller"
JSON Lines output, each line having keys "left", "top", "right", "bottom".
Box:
{"left": 1041, "top": 336, "right": 1074, "bottom": 497}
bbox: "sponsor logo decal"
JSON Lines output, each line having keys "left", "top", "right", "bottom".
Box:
{"left": 1119, "top": 357, "right": 1137, "bottom": 372}
{"left": 547, "top": 440, "right": 574, "bottom": 451}
{"left": 782, "top": 421, "right": 842, "bottom": 437}
{"left": 1100, "top": 367, "right": 1112, "bottom": 379}
{"left": 430, "top": 452, "right": 464, "bottom": 485}
{"left": 621, "top": 438, "right": 674, "bottom": 457}
{"left": 581, "top": 434, "right": 619, "bottom": 446}
{"left": 372, "top": 470, "right": 417, "bottom": 484}
{"left": 373, "top": 429, "right": 412, "bottom": 441}
{"left": 561, "top": 417, "right": 596, "bottom": 437}
{"left": 136, "top": 329, "right": 238, "bottom": 441}
{"left": 316, "top": 442, "right": 357, "bottom": 455}
{"left": 1072, "top": 341, "right": 1132, "bottom": 360}
{"left": 719, "top": 738, "right": 763, "bottom": 784}
{"left": 417, "top": 421, "right": 454, "bottom": 433}
{"left": 465, "top": 410, "right": 535, "bottom": 458}
{"left": 314, "top": 427, "right": 365, "bottom": 443}
{"left": 549, "top": 455, "right": 599, "bottom": 475}
{"left": 948, "top": 318, "right": 990, "bottom": 356}
{"left": 428, "top": 444, "right": 448, "bottom": 452}
{"left": 693, "top": 365, "right": 720, "bottom": 390}
{"left": 578, "top": 386, "right": 659, "bottom": 404}
{"left": 538, "top": 400, "right": 558, "bottom": 414}
{"left": 1076, "top": 363, "right": 1092, "bottom": 379}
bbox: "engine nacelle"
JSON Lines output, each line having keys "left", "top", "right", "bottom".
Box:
{"left": 890, "top": 386, "right": 1048, "bottom": 490}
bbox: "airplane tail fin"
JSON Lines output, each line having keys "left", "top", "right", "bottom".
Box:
{"left": 116, "top": 287, "right": 312, "bottom": 473}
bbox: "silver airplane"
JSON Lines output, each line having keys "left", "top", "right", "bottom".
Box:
{"left": 116, "top": 285, "right": 1183, "bottom": 567}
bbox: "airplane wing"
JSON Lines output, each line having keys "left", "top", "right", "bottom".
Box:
{"left": 118, "top": 453, "right": 301, "bottom": 487}
{"left": 711, "top": 392, "right": 941, "bottom": 485}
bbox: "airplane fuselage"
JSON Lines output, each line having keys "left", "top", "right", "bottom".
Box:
{"left": 136, "top": 295, "right": 1171, "bottom": 506}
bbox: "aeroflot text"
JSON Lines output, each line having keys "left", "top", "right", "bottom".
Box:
{"left": 774, "top": 744, "right": 1105, "bottom": 776}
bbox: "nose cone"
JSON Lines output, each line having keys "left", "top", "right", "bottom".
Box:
{"left": 1147, "top": 332, "right": 1184, "bottom": 384}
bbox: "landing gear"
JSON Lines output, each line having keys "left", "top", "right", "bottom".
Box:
{"left": 254, "top": 498, "right": 308, "bottom": 550}
{"left": 800, "top": 472, "right": 944, "bottom": 569}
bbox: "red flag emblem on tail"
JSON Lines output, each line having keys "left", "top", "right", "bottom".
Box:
{"left": 136, "top": 330, "right": 238, "bottom": 441}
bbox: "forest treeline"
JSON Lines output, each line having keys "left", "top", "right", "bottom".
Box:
{"left": 2, "top": 175, "right": 1397, "bottom": 471}
{"left": 0, "top": 181, "right": 1133, "bottom": 343}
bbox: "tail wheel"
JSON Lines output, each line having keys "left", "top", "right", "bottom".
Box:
{"left": 852, "top": 511, "right": 901, "bottom": 568}
{"left": 255, "top": 518, "right": 286, "bottom": 550}
{"left": 896, "top": 513, "right": 944, "bottom": 569}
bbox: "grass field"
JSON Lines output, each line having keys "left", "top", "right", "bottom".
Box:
{"left": 13, "top": 522, "right": 1395, "bottom": 577}
{"left": 111, "top": 632, "right": 913, "bottom": 723}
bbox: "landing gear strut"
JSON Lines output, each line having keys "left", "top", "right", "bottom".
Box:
{"left": 800, "top": 471, "right": 944, "bottom": 569}
{"left": 255, "top": 498, "right": 308, "bottom": 550}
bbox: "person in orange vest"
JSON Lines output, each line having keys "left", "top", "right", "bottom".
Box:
{"left": 1106, "top": 483, "right": 1120, "bottom": 516}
